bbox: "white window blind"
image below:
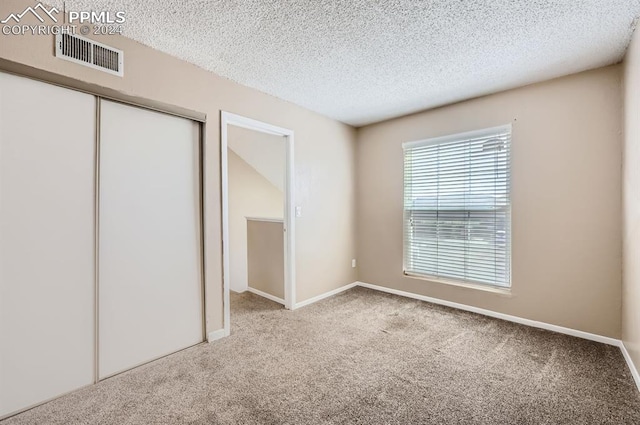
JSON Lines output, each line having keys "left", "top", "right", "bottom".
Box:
{"left": 403, "top": 125, "right": 511, "bottom": 288}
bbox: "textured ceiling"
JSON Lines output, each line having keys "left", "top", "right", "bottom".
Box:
{"left": 52, "top": 1, "right": 640, "bottom": 126}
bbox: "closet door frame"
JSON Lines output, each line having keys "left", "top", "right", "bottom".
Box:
{"left": 0, "top": 68, "right": 208, "bottom": 420}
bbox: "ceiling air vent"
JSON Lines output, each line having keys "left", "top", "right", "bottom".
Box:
{"left": 55, "top": 33, "right": 124, "bottom": 77}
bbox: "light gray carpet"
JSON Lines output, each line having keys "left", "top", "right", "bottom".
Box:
{"left": 3, "top": 287, "right": 640, "bottom": 424}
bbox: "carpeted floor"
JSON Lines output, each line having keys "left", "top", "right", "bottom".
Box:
{"left": 3, "top": 287, "right": 640, "bottom": 424}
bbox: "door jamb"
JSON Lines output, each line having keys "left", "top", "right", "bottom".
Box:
{"left": 220, "top": 111, "right": 296, "bottom": 337}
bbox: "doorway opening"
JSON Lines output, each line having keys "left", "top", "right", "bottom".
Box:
{"left": 221, "top": 112, "right": 295, "bottom": 336}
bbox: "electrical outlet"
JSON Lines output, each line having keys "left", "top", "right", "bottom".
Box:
{"left": 352, "top": 259, "right": 357, "bottom": 268}
{"left": 295, "top": 206, "right": 302, "bottom": 217}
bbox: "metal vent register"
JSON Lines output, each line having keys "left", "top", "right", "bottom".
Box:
{"left": 55, "top": 33, "right": 124, "bottom": 77}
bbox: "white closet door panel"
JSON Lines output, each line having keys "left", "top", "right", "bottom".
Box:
{"left": 0, "top": 73, "right": 96, "bottom": 417}
{"left": 98, "top": 100, "right": 203, "bottom": 379}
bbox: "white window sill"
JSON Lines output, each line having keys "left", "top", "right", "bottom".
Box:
{"left": 403, "top": 272, "right": 513, "bottom": 297}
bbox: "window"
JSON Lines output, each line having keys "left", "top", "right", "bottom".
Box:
{"left": 403, "top": 125, "right": 511, "bottom": 288}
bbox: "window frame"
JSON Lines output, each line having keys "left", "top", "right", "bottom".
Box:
{"left": 402, "top": 124, "right": 513, "bottom": 290}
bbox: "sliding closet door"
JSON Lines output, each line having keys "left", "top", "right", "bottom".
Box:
{"left": 0, "top": 73, "right": 96, "bottom": 417}
{"left": 98, "top": 100, "right": 203, "bottom": 379}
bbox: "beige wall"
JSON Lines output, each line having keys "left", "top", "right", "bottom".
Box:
{"left": 623, "top": 29, "right": 640, "bottom": 370}
{"left": 0, "top": 0, "right": 358, "bottom": 333}
{"left": 228, "top": 149, "right": 284, "bottom": 294}
{"left": 356, "top": 66, "right": 623, "bottom": 338}
{"left": 248, "top": 220, "right": 285, "bottom": 299}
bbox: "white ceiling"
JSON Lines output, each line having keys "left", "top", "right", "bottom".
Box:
{"left": 228, "top": 126, "right": 286, "bottom": 192}
{"left": 56, "top": 1, "right": 640, "bottom": 126}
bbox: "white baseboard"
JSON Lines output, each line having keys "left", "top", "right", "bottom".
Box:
{"left": 356, "top": 281, "right": 620, "bottom": 346}
{"left": 207, "top": 329, "right": 226, "bottom": 343}
{"left": 293, "top": 281, "right": 358, "bottom": 309}
{"left": 620, "top": 342, "right": 640, "bottom": 392}
{"left": 247, "top": 287, "right": 285, "bottom": 305}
